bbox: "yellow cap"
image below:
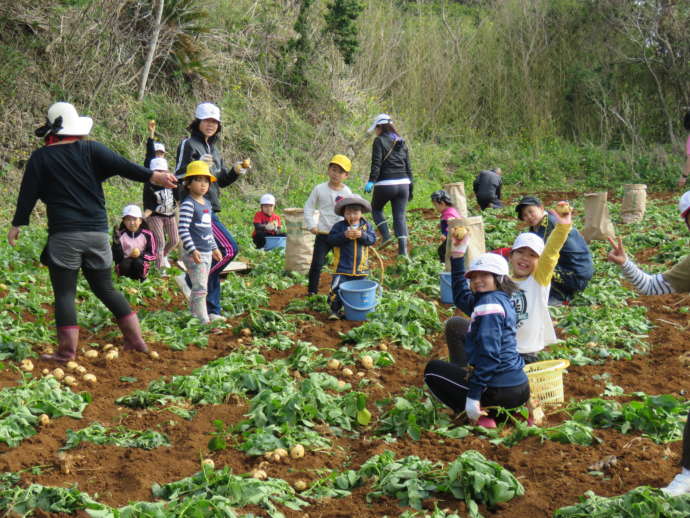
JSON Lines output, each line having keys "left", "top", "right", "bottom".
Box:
{"left": 183, "top": 160, "right": 216, "bottom": 182}
{"left": 329, "top": 154, "right": 352, "bottom": 173}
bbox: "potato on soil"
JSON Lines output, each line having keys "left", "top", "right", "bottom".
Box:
{"left": 342, "top": 368, "right": 353, "bottom": 377}
{"left": 337, "top": 380, "right": 347, "bottom": 389}
{"left": 83, "top": 373, "right": 97, "bottom": 385}
{"left": 327, "top": 359, "right": 341, "bottom": 370}
{"left": 201, "top": 458, "right": 215, "bottom": 470}
{"left": 149, "top": 351, "right": 160, "bottom": 360}
{"left": 274, "top": 448, "right": 288, "bottom": 458}
{"left": 52, "top": 368, "right": 65, "bottom": 380}
{"left": 360, "top": 355, "right": 374, "bottom": 369}
{"left": 103, "top": 344, "right": 114, "bottom": 351}
{"left": 294, "top": 479, "right": 308, "bottom": 491}
{"left": 357, "top": 371, "right": 365, "bottom": 378}
{"left": 66, "top": 361, "right": 79, "bottom": 371}
{"left": 290, "top": 444, "right": 305, "bottom": 459}
{"left": 84, "top": 350, "right": 98, "bottom": 359}
{"left": 42, "top": 368, "right": 50, "bottom": 375}
{"left": 378, "top": 343, "right": 388, "bottom": 351}
{"left": 20, "top": 359, "right": 34, "bottom": 372}
{"left": 38, "top": 414, "right": 50, "bottom": 426}
{"left": 105, "top": 350, "right": 119, "bottom": 361}
{"left": 75, "top": 365, "right": 87, "bottom": 374}
{"left": 240, "top": 328, "right": 252, "bottom": 337}
{"left": 63, "top": 375, "right": 77, "bottom": 386}
{"left": 252, "top": 469, "right": 267, "bottom": 480}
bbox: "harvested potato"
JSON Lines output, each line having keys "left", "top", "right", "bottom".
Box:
{"left": 65, "top": 361, "right": 79, "bottom": 371}
{"left": 105, "top": 351, "right": 119, "bottom": 361}
{"left": 83, "top": 373, "right": 97, "bottom": 385}
{"left": 555, "top": 201, "right": 571, "bottom": 216}
{"left": 274, "top": 448, "right": 288, "bottom": 459}
{"left": 42, "top": 368, "right": 50, "bottom": 375}
{"left": 84, "top": 350, "right": 98, "bottom": 359}
{"left": 38, "top": 414, "right": 50, "bottom": 426}
{"left": 290, "top": 444, "right": 305, "bottom": 459}
{"left": 63, "top": 375, "right": 77, "bottom": 386}
{"left": 327, "top": 359, "right": 341, "bottom": 370}
{"left": 342, "top": 368, "right": 353, "bottom": 377}
{"left": 585, "top": 341, "right": 598, "bottom": 348}
{"left": 241, "top": 158, "right": 251, "bottom": 169}
{"left": 337, "top": 380, "right": 347, "bottom": 389}
{"left": 20, "top": 359, "right": 34, "bottom": 372}
{"left": 294, "top": 479, "right": 308, "bottom": 491}
{"left": 451, "top": 226, "right": 468, "bottom": 240}
{"left": 52, "top": 368, "right": 65, "bottom": 380}
{"left": 103, "top": 344, "right": 115, "bottom": 351}
{"left": 252, "top": 469, "right": 267, "bottom": 480}
{"left": 201, "top": 458, "right": 215, "bottom": 470}
{"left": 240, "top": 328, "right": 252, "bottom": 337}
{"left": 360, "top": 355, "right": 374, "bottom": 369}
{"left": 75, "top": 366, "right": 87, "bottom": 375}
{"left": 357, "top": 371, "right": 365, "bottom": 378}
{"left": 378, "top": 343, "right": 388, "bottom": 352}
{"left": 149, "top": 351, "right": 160, "bottom": 360}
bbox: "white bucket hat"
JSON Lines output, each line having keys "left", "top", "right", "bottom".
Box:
{"left": 149, "top": 157, "right": 169, "bottom": 172}
{"left": 46, "top": 102, "right": 93, "bottom": 136}
{"left": 153, "top": 142, "right": 166, "bottom": 153}
{"left": 511, "top": 233, "right": 545, "bottom": 256}
{"left": 260, "top": 194, "right": 276, "bottom": 206}
{"left": 122, "top": 205, "right": 143, "bottom": 219}
{"left": 195, "top": 102, "right": 221, "bottom": 122}
{"left": 367, "top": 113, "right": 392, "bottom": 133}
{"left": 465, "top": 253, "right": 510, "bottom": 278}
{"left": 679, "top": 191, "right": 690, "bottom": 219}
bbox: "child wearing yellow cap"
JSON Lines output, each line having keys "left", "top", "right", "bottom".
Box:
{"left": 303, "top": 155, "right": 353, "bottom": 294}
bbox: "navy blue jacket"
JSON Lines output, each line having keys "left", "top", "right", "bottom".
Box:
{"left": 530, "top": 213, "right": 593, "bottom": 282}
{"left": 327, "top": 219, "right": 376, "bottom": 276}
{"left": 451, "top": 257, "right": 528, "bottom": 400}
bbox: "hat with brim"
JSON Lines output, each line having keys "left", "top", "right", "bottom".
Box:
{"left": 195, "top": 102, "right": 221, "bottom": 122}
{"left": 122, "top": 204, "right": 143, "bottom": 219}
{"left": 679, "top": 191, "right": 690, "bottom": 219}
{"left": 153, "top": 142, "right": 166, "bottom": 153}
{"left": 511, "top": 233, "right": 545, "bottom": 256}
{"left": 515, "top": 196, "right": 543, "bottom": 220}
{"left": 183, "top": 160, "right": 217, "bottom": 182}
{"left": 46, "top": 102, "right": 93, "bottom": 136}
{"left": 465, "top": 253, "right": 510, "bottom": 278}
{"left": 367, "top": 113, "right": 392, "bottom": 133}
{"left": 334, "top": 196, "right": 372, "bottom": 216}
{"left": 149, "top": 157, "right": 169, "bottom": 172}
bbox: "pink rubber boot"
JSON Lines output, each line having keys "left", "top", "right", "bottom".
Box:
{"left": 41, "top": 326, "right": 78, "bottom": 362}
{"left": 116, "top": 312, "right": 148, "bottom": 352}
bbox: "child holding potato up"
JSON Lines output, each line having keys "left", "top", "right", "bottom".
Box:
{"left": 112, "top": 205, "right": 157, "bottom": 281}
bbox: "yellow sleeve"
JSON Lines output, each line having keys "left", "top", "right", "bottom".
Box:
{"left": 534, "top": 223, "right": 571, "bottom": 286}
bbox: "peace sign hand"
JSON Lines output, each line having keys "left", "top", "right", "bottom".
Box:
{"left": 607, "top": 236, "right": 627, "bottom": 266}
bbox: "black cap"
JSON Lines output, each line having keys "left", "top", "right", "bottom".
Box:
{"left": 515, "top": 196, "right": 542, "bottom": 220}
{"left": 430, "top": 189, "right": 452, "bottom": 205}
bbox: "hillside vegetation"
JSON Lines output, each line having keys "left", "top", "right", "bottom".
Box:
{"left": 0, "top": 0, "right": 688, "bottom": 212}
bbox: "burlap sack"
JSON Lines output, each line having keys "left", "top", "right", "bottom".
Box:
{"left": 621, "top": 184, "right": 647, "bottom": 224}
{"left": 445, "top": 216, "right": 486, "bottom": 271}
{"left": 444, "top": 182, "right": 468, "bottom": 218}
{"left": 582, "top": 192, "right": 616, "bottom": 243}
{"left": 283, "top": 208, "right": 316, "bottom": 274}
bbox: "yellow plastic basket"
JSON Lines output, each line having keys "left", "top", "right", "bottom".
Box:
{"left": 523, "top": 359, "right": 570, "bottom": 406}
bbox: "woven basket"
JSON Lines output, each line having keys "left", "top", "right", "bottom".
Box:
{"left": 524, "top": 359, "right": 570, "bottom": 406}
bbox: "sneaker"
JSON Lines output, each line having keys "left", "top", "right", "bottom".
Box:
{"left": 662, "top": 472, "right": 690, "bottom": 497}
{"left": 175, "top": 273, "right": 191, "bottom": 301}
{"left": 328, "top": 312, "right": 340, "bottom": 321}
{"left": 209, "top": 313, "right": 226, "bottom": 322}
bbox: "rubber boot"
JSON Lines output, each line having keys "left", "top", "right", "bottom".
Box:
{"left": 116, "top": 312, "right": 148, "bottom": 352}
{"left": 377, "top": 221, "right": 393, "bottom": 248}
{"left": 477, "top": 416, "right": 497, "bottom": 429}
{"left": 447, "top": 341, "right": 466, "bottom": 366}
{"left": 41, "top": 326, "right": 79, "bottom": 362}
{"left": 397, "top": 237, "right": 408, "bottom": 256}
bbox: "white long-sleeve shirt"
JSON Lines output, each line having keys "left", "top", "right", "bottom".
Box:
{"left": 303, "top": 182, "right": 352, "bottom": 233}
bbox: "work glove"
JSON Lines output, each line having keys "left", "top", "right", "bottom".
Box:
{"left": 233, "top": 162, "right": 249, "bottom": 175}
{"left": 465, "top": 398, "right": 483, "bottom": 422}
{"left": 265, "top": 221, "right": 276, "bottom": 232}
{"left": 364, "top": 181, "right": 375, "bottom": 193}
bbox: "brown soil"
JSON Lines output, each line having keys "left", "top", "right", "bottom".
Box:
{"left": 3, "top": 192, "right": 689, "bottom": 518}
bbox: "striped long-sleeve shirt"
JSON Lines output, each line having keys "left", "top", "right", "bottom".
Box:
{"left": 621, "top": 259, "right": 675, "bottom": 295}
{"left": 178, "top": 196, "right": 217, "bottom": 253}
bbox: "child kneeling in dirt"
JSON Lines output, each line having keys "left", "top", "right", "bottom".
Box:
{"left": 252, "top": 194, "right": 286, "bottom": 249}
{"left": 509, "top": 203, "right": 572, "bottom": 364}
{"left": 431, "top": 189, "right": 461, "bottom": 263}
{"left": 326, "top": 196, "right": 376, "bottom": 320}
{"left": 473, "top": 167, "right": 503, "bottom": 210}
{"left": 424, "top": 245, "right": 529, "bottom": 429}
{"left": 178, "top": 161, "right": 223, "bottom": 324}
{"left": 608, "top": 191, "right": 690, "bottom": 496}
{"left": 516, "top": 196, "right": 592, "bottom": 305}
{"left": 112, "top": 205, "right": 157, "bottom": 281}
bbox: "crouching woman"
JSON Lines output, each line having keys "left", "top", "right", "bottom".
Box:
{"left": 424, "top": 238, "right": 530, "bottom": 428}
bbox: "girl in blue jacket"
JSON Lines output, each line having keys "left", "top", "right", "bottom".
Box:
{"left": 424, "top": 243, "right": 530, "bottom": 428}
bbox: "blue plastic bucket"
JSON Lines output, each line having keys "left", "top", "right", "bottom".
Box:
{"left": 263, "top": 236, "right": 287, "bottom": 251}
{"left": 339, "top": 279, "right": 379, "bottom": 321}
{"left": 440, "top": 272, "right": 453, "bottom": 304}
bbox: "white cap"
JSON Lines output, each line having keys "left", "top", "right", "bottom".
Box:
{"left": 679, "top": 191, "right": 690, "bottom": 219}
{"left": 153, "top": 142, "right": 166, "bottom": 153}
{"left": 465, "top": 253, "right": 510, "bottom": 278}
{"left": 511, "top": 233, "right": 545, "bottom": 256}
{"left": 149, "top": 157, "right": 169, "bottom": 172}
{"left": 367, "top": 113, "right": 392, "bottom": 133}
{"left": 260, "top": 194, "right": 276, "bottom": 206}
{"left": 47, "top": 102, "right": 93, "bottom": 136}
{"left": 195, "top": 102, "right": 221, "bottom": 122}
{"left": 122, "top": 204, "right": 143, "bottom": 219}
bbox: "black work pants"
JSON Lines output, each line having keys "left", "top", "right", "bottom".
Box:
{"left": 371, "top": 184, "right": 409, "bottom": 241}
{"left": 307, "top": 234, "right": 332, "bottom": 294}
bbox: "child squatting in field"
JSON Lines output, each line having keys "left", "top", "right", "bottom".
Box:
{"left": 608, "top": 190, "right": 690, "bottom": 497}
{"left": 430, "top": 189, "right": 461, "bottom": 263}
{"left": 178, "top": 161, "right": 223, "bottom": 324}
{"left": 424, "top": 240, "right": 530, "bottom": 428}
{"left": 303, "top": 154, "right": 353, "bottom": 295}
{"left": 326, "top": 196, "right": 377, "bottom": 320}
{"left": 473, "top": 167, "right": 503, "bottom": 210}
{"left": 252, "top": 194, "right": 285, "bottom": 249}
{"left": 111, "top": 204, "right": 157, "bottom": 281}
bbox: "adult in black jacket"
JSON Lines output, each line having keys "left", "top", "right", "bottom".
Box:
{"left": 8, "top": 102, "right": 177, "bottom": 363}
{"left": 174, "top": 102, "right": 247, "bottom": 321}
{"left": 364, "top": 113, "right": 413, "bottom": 256}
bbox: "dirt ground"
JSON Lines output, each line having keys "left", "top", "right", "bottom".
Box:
{"left": 2, "top": 193, "right": 689, "bottom": 517}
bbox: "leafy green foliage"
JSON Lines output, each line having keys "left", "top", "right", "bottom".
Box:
{"left": 238, "top": 309, "right": 299, "bottom": 336}
{"left": 62, "top": 422, "right": 169, "bottom": 450}
{"left": 0, "top": 376, "right": 88, "bottom": 447}
{"left": 0, "top": 478, "right": 100, "bottom": 516}
{"left": 140, "top": 310, "right": 208, "bottom": 350}
{"left": 324, "top": 0, "right": 364, "bottom": 65}
{"left": 554, "top": 487, "right": 690, "bottom": 518}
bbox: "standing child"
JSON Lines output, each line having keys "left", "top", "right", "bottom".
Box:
{"left": 143, "top": 157, "right": 179, "bottom": 273}
{"left": 304, "top": 155, "right": 353, "bottom": 294}
{"left": 473, "top": 168, "right": 503, "bottom": 210}
{"left": 425, "top": 243, "right": 529, "bottom": 429}
{"left": 178, "top": 161, "right": 222, "bottom": 323}
{"left": 431, "top": 189, "right": 461, "bottom": 263}
{"left": 508, "top": 204, "right": 572, "bottom": 364}
{"left": 112, "top": 205, "right": 157, "bottom": 281}
{"left": 252, "top": 194, "right": 286, "bottom": 249}
{"left": 516, "top": 196, "right": 593, "bottom": 305}
{"left": 326, "top": 196, "right": 377, "bottom": 320}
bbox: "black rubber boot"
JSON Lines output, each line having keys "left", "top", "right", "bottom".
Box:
{"left": 397, "top": 237, "right": 408, "bottom": 256}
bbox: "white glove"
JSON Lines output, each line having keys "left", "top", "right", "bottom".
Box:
{"left": 451, "top": 234, "right": 471, "bottom": 257}
{"left": 234, "top": 162, "right": 248, "bottom": 175}
{"left": 265, "top": 221, "right": 276, "bottom": 231}
{"left": 465, "top": 398, "right": 482, "bottom": 422}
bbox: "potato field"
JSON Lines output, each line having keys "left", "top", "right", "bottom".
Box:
{"left": 1, "top": 191, "right": 689, "bottom": 518}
